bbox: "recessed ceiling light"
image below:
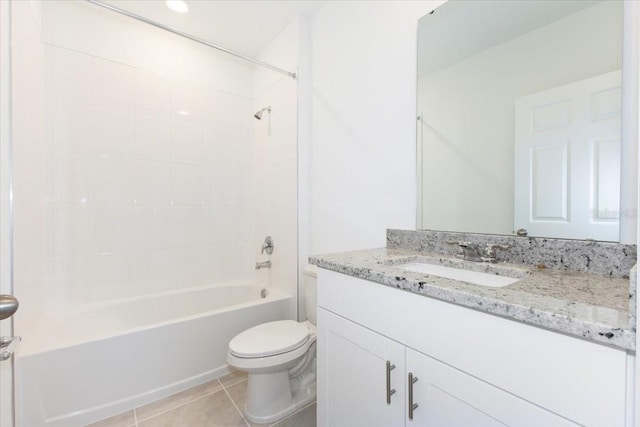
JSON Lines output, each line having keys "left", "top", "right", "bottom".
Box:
{"left": 165, "top": 0, "right": 189, "bottom": 14}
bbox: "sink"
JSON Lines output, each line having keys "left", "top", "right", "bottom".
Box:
{"left": 398, "top": 263, "right": 521, "bottom": 287}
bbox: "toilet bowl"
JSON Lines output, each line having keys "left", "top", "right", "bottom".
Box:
{"left": 227, "top": 265, "right": 318, "bottom": 424}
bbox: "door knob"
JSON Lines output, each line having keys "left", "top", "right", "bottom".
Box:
{"left": 0, "top": 294, "right": 18, "bottom": 320}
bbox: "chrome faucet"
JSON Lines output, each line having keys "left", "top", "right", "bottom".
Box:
{"left": 447, "top": 241, "right": 509, "bottom": 263}
{"left": 256, "top": 236, "right": 273, "bottom": 270}
{"left": 451, "top": 242, "right": 483, "bottom": 262}
{"left": 481, "top": 244, "right": 510, "bottom": 263}
{"left": 261, "top": 236, "right": 274, "bottom": 255}
{"left": 255, "top": 260, "right": 272, "bottom": 270}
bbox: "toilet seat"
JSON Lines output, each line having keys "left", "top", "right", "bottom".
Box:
{"left": 229, "top": 320, "right": 310, "bottom": 358}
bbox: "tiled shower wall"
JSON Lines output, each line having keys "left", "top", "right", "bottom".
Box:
{"left": 252, "top": 19, "right": 299, "bottom": 318}
{"left": 43, "top": 48, "right": 255, "bottom": 307}
{"left": 12, "top": 1, "right": 265, "bottom": 334}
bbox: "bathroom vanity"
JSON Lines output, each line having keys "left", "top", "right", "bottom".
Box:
{"left": 311, "top": 1, "right": 639, "bottom": 424}
{"left": 311, "top": 230, "right": 636, "bottom": 426}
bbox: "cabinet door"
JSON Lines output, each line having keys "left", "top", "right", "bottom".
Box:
{"left": 406, "top": 348, "right": 580, "bottom": 427}
{"left": 317, "top": 308, "right": 405, "bottom": 427}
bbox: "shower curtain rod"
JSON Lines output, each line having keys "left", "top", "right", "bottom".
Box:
{"left": 85, "top": 0, "right": 297, "bottom": 79}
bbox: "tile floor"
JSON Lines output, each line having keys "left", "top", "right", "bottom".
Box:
{"left": 87, "top": 371, "right": 316, "bottom": 427}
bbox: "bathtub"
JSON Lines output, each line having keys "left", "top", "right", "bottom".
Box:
{"left": 15, "top": 281, "right": 292, "bottom": 427}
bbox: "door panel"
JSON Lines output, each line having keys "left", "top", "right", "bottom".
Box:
{"left": 422, "top": 386, "right": 506, "bottom": 427}
{"left": 317, "top": 308, "right": 405, "bottom": 427}
{"left": 515, "top": 70, "right": 621, "bottom": 240}
{"left": 406, "top": 348, "right": 580, "bottom": 427}
{"left": 531, "top": 143, "right": 568, "bottom": 220}
{"left": 593, "top": 137, "right": 621, "bottom": 219}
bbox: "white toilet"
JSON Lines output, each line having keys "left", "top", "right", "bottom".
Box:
{"left": 227, "top": 265, "right": 317, "bottom": 424}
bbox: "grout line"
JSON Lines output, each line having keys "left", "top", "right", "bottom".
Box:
{"left": 220, "top": 375, "right": 249, "bottom": 389}
{"left": 134, "top": 378, "right": 224, "bottom": 427}
{"left": 116, "top": 377, "right": 249, "bottom": 426}
{"left": 126, "top": 375, "right": 311, "bottom": 427}
{"left": 270, "top": 401, "right": 315, "bottom": 427}
{"left": 136, "top": 390, "right": 229, "bottom": 424}
{"left": 221, "top": 378, "right": 249, "bottom": 425}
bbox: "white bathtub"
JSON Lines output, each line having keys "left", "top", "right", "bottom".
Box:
{"left": 15, "top": 282, "right": 292, "bottom": 427}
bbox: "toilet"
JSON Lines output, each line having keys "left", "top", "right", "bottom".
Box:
{"left": 227, "top": 265, "right": 317, "bottom": 424}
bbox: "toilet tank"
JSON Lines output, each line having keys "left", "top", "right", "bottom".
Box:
{"left": 303, "top": 265, "right": 318, "bottom": 324}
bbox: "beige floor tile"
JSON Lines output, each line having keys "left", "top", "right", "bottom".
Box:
{"left": 138, "top": 390, "right": 246, "bottom": 427}
{"left": 85, "top": 410, "right": 135, "bottom": 427}
{"left": 225, "top": 381, "right": 265, "bottom": 427}
{"left": 219, "top": 370, "right": 248, "bottom": 388}
{"left": 271, "top": 403, "right": 316, "bottom": 427}
{"left": 224, "top": 380, "right": 248, "bottom": 413}
{"left": 225, "top": 381, "right": 316, "bottom": 427}
{"left": 136, "top": 380, "right": 223, "bottom": 421}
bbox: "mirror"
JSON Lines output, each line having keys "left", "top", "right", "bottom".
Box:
{"left": 417, "top": 0, "right": 624, "bottom": 241}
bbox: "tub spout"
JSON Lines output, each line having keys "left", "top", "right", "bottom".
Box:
{"left": 255, "top": 261, "right": 271, "bottom": 270}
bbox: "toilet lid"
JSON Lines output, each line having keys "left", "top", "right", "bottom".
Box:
{"left": 229, "top": 320, "right": 310, "bottom": 358}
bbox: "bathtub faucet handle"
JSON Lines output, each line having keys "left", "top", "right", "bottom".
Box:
{"left": 0, "top": 335, "right": 21, "bottom": 361}
{"left": 261, "top": 236, "right": 274, "bottom": 255}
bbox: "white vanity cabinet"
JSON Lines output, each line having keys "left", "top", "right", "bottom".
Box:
{"left": 405, "top": 347, "right": 579, "bottom": 426}
{"left": 319, "top": 309, "right": 579, "bottom": 427}
{"left": 318, "top": 308, "right": 406, "bottom": 426}
{"left": 317, "top": 268, "right": 632, "bottom": 427}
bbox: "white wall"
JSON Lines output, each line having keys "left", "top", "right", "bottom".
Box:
{"left": 12, "top": 1, "right": 262, "bottom": 334}
{"left": 418, "top": 1, "right": 623, "bottom": 235}
{"left": 307, "top": 1, "right": 440, "bottom": 255}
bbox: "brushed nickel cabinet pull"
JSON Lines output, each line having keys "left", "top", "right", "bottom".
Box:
{"left": 386, "top": 360, "right": 396, "bottom": 404}
{"left": 408, "top": 372, "right": 419, "bottom": 420}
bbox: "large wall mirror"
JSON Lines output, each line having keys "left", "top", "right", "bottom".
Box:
{"left": 417, "top": 0, "right": 629, "bottom": 242}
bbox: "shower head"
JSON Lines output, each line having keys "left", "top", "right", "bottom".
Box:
{"left": 254, "top": 106, "right": 271, "bottom": 120}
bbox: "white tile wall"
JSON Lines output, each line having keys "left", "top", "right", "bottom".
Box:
{"left": 12, "top": 2, "right": 268, "bottom": 325}
{"left": 11, "top": 0, "right": 301, "bottom": 342}
{"left": 252, "top": 19, "right": 300, "bottom": 319}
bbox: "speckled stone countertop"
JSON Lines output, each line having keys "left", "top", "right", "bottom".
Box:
{"left": 309, "top": 248, "right": 635, "bottom": 351}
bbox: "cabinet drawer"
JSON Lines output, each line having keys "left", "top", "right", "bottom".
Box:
{"left": 318, "top": 269, "right": 628, "bottom": 426}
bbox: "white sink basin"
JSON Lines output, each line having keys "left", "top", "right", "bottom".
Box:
{"left": 399, "top": 263, "right": 520, "bottom": 287}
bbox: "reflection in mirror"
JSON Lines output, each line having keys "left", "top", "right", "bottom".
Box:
{"left": 417, "top": 0, "right": 624, "bottom": 241}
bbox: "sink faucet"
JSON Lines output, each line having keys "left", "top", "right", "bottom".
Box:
{"left": 481, "top": 244, "right": 510, "bottom": 263}
{"left": 448, "top": 241, "right": 482, "bottom": 262}
{"left": 447, "top": 241, "right": 509, "bottom": 263}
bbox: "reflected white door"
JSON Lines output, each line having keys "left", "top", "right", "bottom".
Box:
{"left": 514, "top": 71, "right": 621, "bottom": 241}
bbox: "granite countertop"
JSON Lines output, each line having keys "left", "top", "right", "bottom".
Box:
{"left": 310, "top": 248, "right": 635, "bottom": 351}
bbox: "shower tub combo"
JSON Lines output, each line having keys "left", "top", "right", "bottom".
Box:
{"left": 16, "top": 282, "right": 291, "bottom": 426}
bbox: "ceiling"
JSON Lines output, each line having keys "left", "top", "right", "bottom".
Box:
{"left": 418, "top": 0, "right": 600, "bottom": 77}
{"left": 101, "top": 0, "right": 324, "bottom": 58}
